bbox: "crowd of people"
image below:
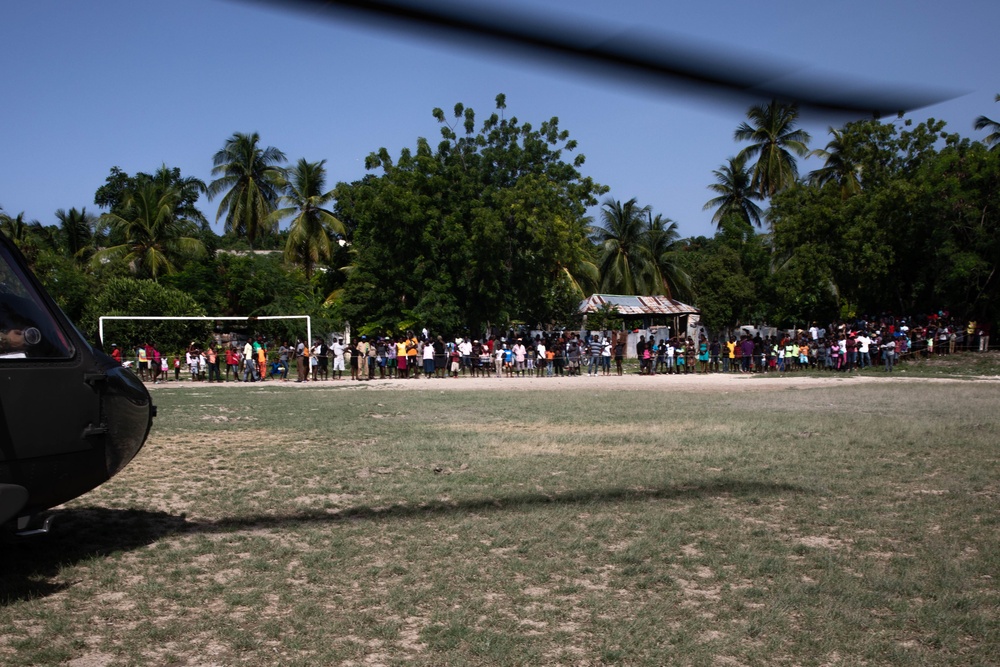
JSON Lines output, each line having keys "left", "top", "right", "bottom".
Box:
{"left": 112, "top": 314, "right": 991, "bottom": 384}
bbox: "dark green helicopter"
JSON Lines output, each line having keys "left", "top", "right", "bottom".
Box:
{"left": 0, "top": 233, "right": 154, "bottom": 535}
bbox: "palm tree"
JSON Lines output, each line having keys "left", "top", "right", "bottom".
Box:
{"left": 55, "top": 207, "right": 97, "bottom": 263}
{"left": 641, "top": 212, "right": 690, "bottom": 299}
{"left": 593, "top": 197, "right": 653, "bottom": 295}
{"left": 271, "top": 159, "right": 345, "bottom": 280}
{"left": 734, "top": 99, "right": 811, "bottom": 198}
{"left": 145, "top": 164, "right": 209, "bottom": 230}
{"left": 0, "top": 209, "right": 31, "bottom": 248}
{"left": 0, "top": 210, "right": 45, "bottom": 251}
{"left": 703, "top": 154, "right": 764, "bottom": 228}
{"left": 93, "top": 181, "right": 206, "bottom": 280}
{"left": 207, "top": 132, "right": 286, "bottom": 248}
{"left": 974, "top": 94, "right": 1000, "bottom": 150}
{"left": 807, "top": 126, "right": 862, "bottom": 198}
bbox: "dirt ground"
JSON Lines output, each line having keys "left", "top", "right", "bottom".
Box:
{"left": 148, "top": 370, "right": 999, "bottom": 393}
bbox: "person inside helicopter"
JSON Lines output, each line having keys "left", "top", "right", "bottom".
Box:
{"left": 0, "top": 248, "right": 74, "bottom": 359}
{"left": 0, "top": 294, "right": 69, "bottom": 359}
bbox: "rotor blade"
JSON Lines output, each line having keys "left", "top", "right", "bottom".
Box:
{"left": 241, "top": 0, "right": 954, "bottom": 116}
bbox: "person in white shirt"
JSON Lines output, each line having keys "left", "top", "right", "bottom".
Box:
{"left": 459, "top": 338, "right": 473, "bottom": 375}
{"left": 332, "top": 339, "right": 345, "bottom": 379}
{"left": 856, "top": 333, "right": 872, "bottom": 369}
{"left": 536, "top": 339, "right": 547, "bottom": 377}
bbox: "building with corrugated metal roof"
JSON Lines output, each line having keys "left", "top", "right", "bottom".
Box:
{"left": 578, "top": 294, "right": 704, "bottom": 355}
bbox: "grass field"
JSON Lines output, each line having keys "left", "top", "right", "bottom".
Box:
{"left": 1, "top": 363, "right": 998, "bottom": 665}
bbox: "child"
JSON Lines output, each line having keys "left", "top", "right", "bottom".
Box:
{"left": 173, "top": 354, "right": 181, "bottom": 381}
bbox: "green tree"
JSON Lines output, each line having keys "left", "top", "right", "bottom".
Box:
{"left": 641, "top": 212, "right": 689, "bottom": 299}
{"left": 32, "top": 250, "right": 99, "bottom": 323}
{"left": 145, "top": 164, "right": 209, "bottom": 230}
{"left": 0, "top": 209, "right": 51, "bottom": 268}
{"left": 272, "top": 158, "right": 345, "bottom": 280}
{"left": 207, "top": 132, "right": 286, "bottom": 249}
{"left": 55, "top": 207, "right": 98, "bottom": 263}
{"left": 95, "top": 165, "right": 207, "bottom": 228}
{"left": 769, "top": 116, "right": 1000, "bottom": 322}
{"left": 703, "top": 154, "right": 764, "bottom": 228}
{"left": 675, "top": 228, "right": 771, "bottom": 331}
{"left": 81, "top": 277, "right": 211, "bottom": 352}
{"left": 336, "top": 95, "right": 605, "bottom": 334}
{"left": 593, "top": 197, "right": 653, "bottom": 295}
{"left": 974, "top": 93, "right": 1000, "bottom": 150}
{"left": 213, "top": 251, "right": 308, "bottom": 317}
{"left": 0, "top": 210, "right": 38, "bottom": 250}
{"left": 735, "top": 99, "right": 811, "bottom": 199}
{"left": 93, "top": 180, "right": 206, "bottom": 280}
{"left": 807, "top": 126, "right": 862, "bottom": 199}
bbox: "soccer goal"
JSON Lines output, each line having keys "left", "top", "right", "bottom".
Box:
{"left": 98, "top": 315, "right": 312, "bottom": 348}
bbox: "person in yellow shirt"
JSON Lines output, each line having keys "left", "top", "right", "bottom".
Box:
{"left": 395, "top": 337, "right": 410, "bottom": 378}
{"left": 725, "top": 338, "right": 736, "bottom": 373}
{"left": 405, "top": 333, "right": 419, "bottom": 379}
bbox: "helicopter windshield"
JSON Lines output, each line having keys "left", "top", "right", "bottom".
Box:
{"left": 0, "top": 243, "right": 75, "bottom": 359}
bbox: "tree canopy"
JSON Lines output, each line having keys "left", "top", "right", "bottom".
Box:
{"left": 334, "top": 95, "right": 607, "bottom": 335}
{"left": 3, "top": 95, "right": 999, "bottom": 346}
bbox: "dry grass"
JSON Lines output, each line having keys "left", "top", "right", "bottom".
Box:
{"left": 1, "top": 378, "right": 998, "bottom": 666}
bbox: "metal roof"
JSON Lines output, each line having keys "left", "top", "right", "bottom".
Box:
{"left": 578, "top": 294, "right": 699, "bottom": 316}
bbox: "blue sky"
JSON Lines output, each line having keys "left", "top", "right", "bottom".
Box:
{"left": 3, "top": 0, "right": 997, "bottom": 240}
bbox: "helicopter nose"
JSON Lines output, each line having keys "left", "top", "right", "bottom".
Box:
{"left": 100, "top": 365, "right": 155, "bottom": 477}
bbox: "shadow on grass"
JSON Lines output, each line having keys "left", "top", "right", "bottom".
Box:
{"left": 0, "top": 507, "right": 187, "bottom": 605}
{"left": 192, "top": 478, "right": 809, "bottom": 532}
{"left": 1, "top": 479, "right": 807, "bottom": 604}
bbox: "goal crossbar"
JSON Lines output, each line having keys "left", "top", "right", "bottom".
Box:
{"left": 98, "top": 315, "right": 311, "bottom": 348}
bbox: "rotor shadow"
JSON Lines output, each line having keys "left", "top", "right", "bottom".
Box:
{"left": 1, "top": 478, "right": 807, "bottom": 604}
{"left": 188, "top": 478, "right": 809, "bottom": 534}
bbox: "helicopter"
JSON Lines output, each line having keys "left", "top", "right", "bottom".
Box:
{"left": 0, "top": 232, "right": 154, "bottom": 536}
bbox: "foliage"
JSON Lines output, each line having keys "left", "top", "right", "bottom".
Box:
{"left": 703, "top": 154, "right": 764, "bottom": 228}
{"left": 92, "top": 179, "right": 207, "bottom": 280}
{"left": 973, "top": 93, "right": 1000, "bottom": 150}
{"left": 32, "top": 249, "right": 99, "bottom": 323}
{"left": 593, "top": 197, "right": 652, "bottom": 295}
{"left": 769, "top": 117, "right": 1000, "bottom": 322}
{"left": 271, "top": 158, "right": 345, "bottom": 280}
{"left": 207, "top": 132, "right": 286, "bottom": 249}
{"left": 336, "top": 95, "right": 606, "bottom": 335}
{"left": 676, "top": 225, "right": 771, "bottom": 331}
{"left": 0, "top": 210, "right": 52, "bottom": 269}
{"left": 806, "top": 127, "right": 862, "bottom": 199}
{"left": 81, "top": 276, "right": 211, "bottom": 351}
{"left": 588, "top": 302, "right": 623, "bottom": 331}
{"left": 592, "top": 199, "right": 688, "bottom": 298}
{"left": 734, "top": 99, "right": 811, "bottom": 199}
{"left": 55, "top": 207, "right": 99, "bottom": 263}
{"left": 95, "top": 165, "right": 208, "bottom": 230}
{"left": 211, "top": 251, "right": 307, "bottom": 316}
{"left": 4, "top": 100, "right": 1000, "bottom": 342}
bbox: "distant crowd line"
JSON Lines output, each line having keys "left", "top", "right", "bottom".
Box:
{"left": 111, "top": 313, "right": 991, "bottom": 383}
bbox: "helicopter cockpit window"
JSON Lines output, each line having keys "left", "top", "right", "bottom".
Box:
{"left": 0, "top": 244, "right": 74, "bottom": 359}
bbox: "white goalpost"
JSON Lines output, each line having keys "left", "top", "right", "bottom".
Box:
{"left": 98, "top": 315, "right": 312, "bottom": 348}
